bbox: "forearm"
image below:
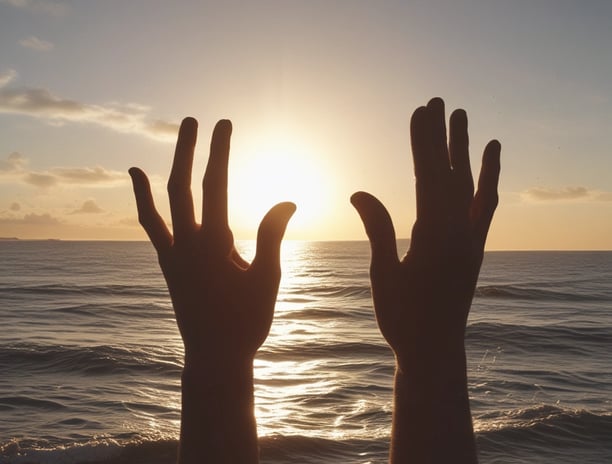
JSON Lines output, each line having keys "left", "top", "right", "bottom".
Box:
{"left": 390, "top": 349, "right": 477, "bottom": 464}
{"left": 179, "top": 361, "right": 259, "bottom": 464}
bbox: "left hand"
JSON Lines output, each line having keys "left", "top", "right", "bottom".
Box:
{"left": 351, "top": 98, "right": 501, "bottom": 374}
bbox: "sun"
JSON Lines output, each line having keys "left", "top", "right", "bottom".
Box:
{"left": 228, "top": 132, "right": 332, "bottom": 239}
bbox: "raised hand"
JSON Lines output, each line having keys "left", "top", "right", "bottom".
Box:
{"left": 351, "top": 98, "right": 500, "bottom": 463}
{"left": 129, "top": 118, "right": 295, "bottom": 464}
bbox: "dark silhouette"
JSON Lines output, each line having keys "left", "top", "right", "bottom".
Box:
{"left": 351, "top": 97, "right": 501, "bottom": 463}
{"left": 129, "top": 118, "right": 295, "bottom": 463}
{"left": 129, "top": 97, "right": 500, "bottom": 464}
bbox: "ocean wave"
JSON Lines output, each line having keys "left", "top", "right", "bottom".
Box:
{"left": 467, "top": 322, "right": 612, "bottom": 353}
{"left": 274, "top": 305, "right": 375, "bottom": 322}
{"left": 0, "top": 396, "right": 66, "bottom": 411}
{"left": 2, "top": 409, "right": 611, "bottom": 464}
{"left": 0, "top": 283, "right": 167, "bottom": 299}
{"left": 259, "top": 341, "right": 392, "bottom": 362}
{"left": 0, "top": 437, "right": 174, "bottom": 464}
{"left": 0, "top": 435, "right": 388, "bottom": 464}
{"left": 477, "top": 406, "right": 612, "bottom": 462}
{"left": 0, "top": 343, "right": 182, "bottom": 377}
{"left": 301, "top": 285, "right": 371, "bottom": 299}
{"left": 260, "top": 435, "right": 388, "bottom": 464}
{"left": 474, "top": 284, "right": 609, "bottom": 302}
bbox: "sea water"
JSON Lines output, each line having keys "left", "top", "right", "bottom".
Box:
{"left": 0, "top": 241, "right": 611, "bottom": 463}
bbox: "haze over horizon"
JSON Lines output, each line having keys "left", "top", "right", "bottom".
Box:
{"left": 1, "top": 1, "right": 611, "bottom": 250}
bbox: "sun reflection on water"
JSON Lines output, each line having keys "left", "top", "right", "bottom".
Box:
{"left": 233, "top": 240, "right": 393, "bottom": 441}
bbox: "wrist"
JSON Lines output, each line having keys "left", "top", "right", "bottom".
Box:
{"left": 182, "top": 356, "right": 254, "bottom": 393}
{"left": 391, "top": 355, "right": 477, "bottom": 464}
{"left": 179, "top": 355, "right": 258, "bottom": 463}
{"left": 394, "top": 340, "right": 468, "bottom": 393}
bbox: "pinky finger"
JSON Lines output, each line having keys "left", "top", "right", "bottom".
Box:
{"left": 473, "top": 140, "right": 501, "bottom": 248}
{"left": 129, "top": 167, "right": 173, "bottom": 252}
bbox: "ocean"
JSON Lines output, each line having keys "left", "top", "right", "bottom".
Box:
{"left": 0, "top": 240, "right": 611, "bottom": 463}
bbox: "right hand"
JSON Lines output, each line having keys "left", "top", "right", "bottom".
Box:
{"left": 129, "top": 118, "right": 295, "bottom": 371}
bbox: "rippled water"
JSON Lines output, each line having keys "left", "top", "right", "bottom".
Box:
{"left": 1, "top": 241, "right": 611, "bottom": 463}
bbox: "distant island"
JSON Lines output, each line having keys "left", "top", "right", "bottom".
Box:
{"left": 0, "top": 237, "right": 62, "bottom": 241}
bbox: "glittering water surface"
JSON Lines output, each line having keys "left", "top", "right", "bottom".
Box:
{"left": 1, "top": 241, "right": 611, "bottom": 463}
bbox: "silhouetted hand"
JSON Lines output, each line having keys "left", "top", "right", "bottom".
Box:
{"left": 352, "top": 97, "right": 500, "bottom": 373}
{"left": 351, "top": 97, "right": 500, "bottom": 463}
{"left": 129, "top": 118, "right": 295, "bottom": 464}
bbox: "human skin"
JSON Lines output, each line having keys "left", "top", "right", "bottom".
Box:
{"left": 351, "top": 97, "right": 501, "bottom": 463}
{"left": 129, "top": 118, "right": 295, "bottom": 463}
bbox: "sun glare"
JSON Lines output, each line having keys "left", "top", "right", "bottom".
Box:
{"left": 229, "top": 134, "right": 332, "bottom": 238}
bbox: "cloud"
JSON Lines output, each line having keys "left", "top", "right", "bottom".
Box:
{"left": 0, "top": 153, "right": 126, "bottom": 188}
{"left": 10, "top": 202, "right": 21, "bottom": 211}
{"left": 0, "top": 212, "right": 61, "bottom": 225}
{"left": 0, "top": 70, "right": 179, "bottom": 142}
{"left": 523, "top": 186, "right": 590, "bottom": 201}
{"left": 70, "top": 199, "right": 103, "bottom": 215}
{"left": 146, "top": 119, "right": 182, "bottom": 138}
{"left": 0, "top": 152, "right": 27, "bottom": 171}
{"left": 24, "top": 172, "right": 56, "bottom": 187}
{"left": 117, "top": 217, "right": 139, "bottom": 227}
{"left": 19, "top": 36, "right": 54, "bottom": 52}
{"left": 52, "top": 166, "right": 125, "bottom": 185}
{"left": 522, "top": 186, "right": 612, "bottom": 202}
{"left": 0, "top": 0, "right": 69, "bottom": 16}
{"left": 0, "top": 70, "right": 17, "bottom": 88}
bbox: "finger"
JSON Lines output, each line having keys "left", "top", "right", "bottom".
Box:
{"left": 473, "top": 140, "right": 501, "bottom": 247}
{"left": 129, "top": 167, "right": 172, "bottom": 252}
{"left": 449, "top": 109, "right": 474, "bottom": 211}
{"left": 167, "top": 117, "right": 198, "bottom": 241}
{"left": 202, "top": 119, "right": 232, "bottom": 231}
{"left": 411, "top": 104, "right": 447, "bottom": 224}
{"left": 350, "top": 191, "right": 399, "bottom": 274}
{"left": 426, "top": 97, "right": 451, "bottom": 174}
{"left": 411, "top": 105, "right": 433, "bottom": 222}
{"left": 410, "top": 105, "right": 432, "bottom": 182}
{"left": 251, "top": 202, "right": 296, "bottom": 277}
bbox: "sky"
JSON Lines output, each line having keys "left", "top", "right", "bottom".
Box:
{"left": 0, "top": 0, "right": 611, "bottom": 249}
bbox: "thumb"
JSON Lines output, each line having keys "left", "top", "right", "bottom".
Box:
{"left": 350, "top": 191, "right": 399, "bottom": 272}
{"left": 251, "top": 202, "right": 296, "bottom": 275}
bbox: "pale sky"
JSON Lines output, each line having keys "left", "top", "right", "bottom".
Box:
{"left": 1, "top": 0, "right": 611, "bottom": 249}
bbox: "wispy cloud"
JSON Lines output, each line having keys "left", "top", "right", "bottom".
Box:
{"left": 117, "top": 217, "right": 139, "bottom": 227}
{"left": 45, "top": 167, "right": 125, "bottom": 185}
{"left": 0, "top": 212, "right": 61, "bottom": 225}
{"left": 522, "top": 186, "right": 612, "bottom": 202}
{"left": 0, "top": 70, "right": 17, "bottom": 88}
{"left": 1, "top": 0, "right": 69, "bottom": 16}
{"left": 1, "top": 152, "right": 126, "bottom": 188}
{"left": 0, "top": 70, "right": 179, "bottom": 141}
{"left": 19, "top": 36, "right": 54, "bottom": 52}
{"left": 0, "top": 152, "right": 27, "bottom": 171}
{"left": 70, "top": 199, "right": 103, "bottom": 215}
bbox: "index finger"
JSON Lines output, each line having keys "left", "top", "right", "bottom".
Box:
{"left": 473, "top": 140, "right": 501, "bottom": 248}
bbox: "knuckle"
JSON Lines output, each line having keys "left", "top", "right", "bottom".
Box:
{"left": 137, "top": 212, "right": 153, "bottom": 228}
{"left": 137, "top": 214, "right": 148, "bottom": 228}
{"left": 166, "top": 177, "right": 185, "bottom": 195}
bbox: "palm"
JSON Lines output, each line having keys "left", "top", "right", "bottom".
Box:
{"left": 374, "top": 217, "right": 483, "bottom": 364}
{"left": 160, "top": 238, "right": 275, "bottom": 363}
